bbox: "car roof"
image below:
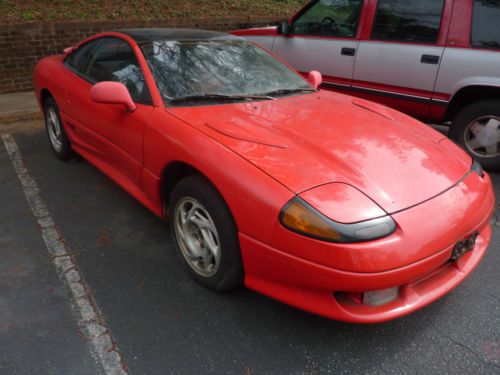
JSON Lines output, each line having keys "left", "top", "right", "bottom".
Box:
{"left": 116, "top": 28, "right": 241, "bottom": 43}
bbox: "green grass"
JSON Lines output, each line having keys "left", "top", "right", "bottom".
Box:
{"left": 0, "top": 0, "right": 306, "bottom": 23}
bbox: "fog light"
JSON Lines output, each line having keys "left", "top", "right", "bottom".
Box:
{"left": 363, "top": 287, "right": 399, "bottom": 306}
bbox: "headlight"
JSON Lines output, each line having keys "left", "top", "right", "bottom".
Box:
{"left": 279, "top": 198, "right": 396, "bottom": 243}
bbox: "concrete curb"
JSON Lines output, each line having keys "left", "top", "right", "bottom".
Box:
{"left": 0, "top": 111, "right": 42, "bottom": 124}
{"left": 0, "top": 91, "right": 41, "bottom": 125}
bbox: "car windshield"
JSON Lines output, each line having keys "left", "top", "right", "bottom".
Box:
{"left": 140, "top": 40, "right": 313, "bottom": 104}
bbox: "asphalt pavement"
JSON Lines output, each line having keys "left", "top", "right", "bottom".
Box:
{"left": 1, "top": 126, "right": 499, "bottom": 374}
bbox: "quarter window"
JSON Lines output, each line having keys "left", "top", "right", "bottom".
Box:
{"left": 471, "top": 0, "right": 500, "bottom": 49}
{"left": 65, "top": 40, "right": 101, "bottom": 74}
{"left": 86, "top": 38, "right": 150, "bottom": 103}
{"left": 293, "top": 0, "right": 363, "bottom": 38}
{"left": 372, "top": 0, "right": 445, "bottom": 43}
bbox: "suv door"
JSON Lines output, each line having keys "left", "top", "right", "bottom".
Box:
{"left": 352, "top": 0, "right": 447, "bottom": 119}
{"left": 272, "top": 0, "right": 364, "bottom": 86}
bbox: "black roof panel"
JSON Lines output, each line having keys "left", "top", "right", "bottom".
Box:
{"left": 117, "top": 28, "right": 240, "bottom": 43}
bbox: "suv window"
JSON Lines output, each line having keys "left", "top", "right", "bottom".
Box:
{"left": 471, "top": 0, "right": 500, "bottom": 49}
{"left": 372, "top": 0, "right": 445, "bottom": 43}
{"left": 86, "top": 38, "right": 150, "bottom": 103}
{"left": 293, "top": 0, "right": 363, "bottom": 38}
{"left": 66, "top": 39, "right": 101, "bottom": 74}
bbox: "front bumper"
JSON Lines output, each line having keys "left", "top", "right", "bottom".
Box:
{"left": 240, "top": 171, "right": 494, "bottom": 323}
{"left": 240, "top": 222, "right": 490, "bottom": 323}
{"left": 240, "top": 220, "right": 491, "bottom": 323}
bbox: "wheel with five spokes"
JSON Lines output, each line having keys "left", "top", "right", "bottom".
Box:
{"left": 450, "top": 100, "right": 500, "bottom": 172}
{"left": 169, "top": 174, "right": 244, "bottom": 291}
{"left": 44, "top": 97, "right": 74, "bottom": 161}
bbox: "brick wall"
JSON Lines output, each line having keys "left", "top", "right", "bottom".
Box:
{"left": 0, "top": 17, "right": 278, "bottom": 94}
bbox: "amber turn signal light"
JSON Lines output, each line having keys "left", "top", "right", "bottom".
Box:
{"left": 281, "top": 200, "right": 342, "bottom": 241}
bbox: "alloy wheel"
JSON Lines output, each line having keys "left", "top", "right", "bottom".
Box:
{"left": 174, "top": 197, "right": 221, "bottom": 277}
{"left": 464, "top": 115, "right": 500, "bottom": 158}
{"left": 46, "top": 107, "right": 63, "bottom": 152}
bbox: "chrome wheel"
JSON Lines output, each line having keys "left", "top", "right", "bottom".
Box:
{"left": 464, "top": 116, "right": 500, "bottom": 158}
{"left": 46, "top": 107, "right": 62, "bottom": 152}
{"left": 174, "top": 197, "right": 221, "bottom": 278}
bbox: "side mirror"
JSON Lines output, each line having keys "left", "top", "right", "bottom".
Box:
{"left": 91, "top": 81, "right": 136, "bottom": 113}
{"left": 277, "top": 20, "right": 291, "bottom": 35}
{"left": 307, "top": 71, "right": 322, "bottom": 89}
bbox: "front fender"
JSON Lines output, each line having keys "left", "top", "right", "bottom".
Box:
{"left": 143, "top": 108, "right": 294, "bottom": 242}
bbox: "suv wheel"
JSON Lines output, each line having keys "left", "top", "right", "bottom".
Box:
{"left": 449, "top": 100, "right": 500, "bottom": 171}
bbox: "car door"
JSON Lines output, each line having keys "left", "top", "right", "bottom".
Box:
{"left": 272, "top": 0, "right": 364, "bottom": 87}
{"left": 64, "top": 37, "right": 154, "bottom": 188}
{"left": 352, "top": 0, "right": 448, "bottom": 120}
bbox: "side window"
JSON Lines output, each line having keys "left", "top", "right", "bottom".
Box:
{"left": 293, "top": 0, "right": 363, "bottom": 38}
{"left": 372, "top": 0, "right": 445, "bottom": 43}
{"left": 471, "top": 0, "right": 500, "bottom": 49}
{"left": 65, "top": 40, "right": 101, "bottom": 74}
{"left": 86, "top": 38, "right": 151, "bottom": 103}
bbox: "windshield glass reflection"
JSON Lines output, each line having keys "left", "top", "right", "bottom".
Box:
{"left": 140, "top": 40, "right": 311, "bottom": 103}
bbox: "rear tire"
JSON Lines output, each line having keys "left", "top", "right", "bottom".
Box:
{"left": 169, "top": 174, "right": 244, "bottom": 292}
{"left": 44, "top": 97, "right": 74, "bottom": 161}
{"left": 449, "top": 100, "right": 500, "bottom": 171}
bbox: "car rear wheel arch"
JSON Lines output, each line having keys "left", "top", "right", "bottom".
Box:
{"left": 41, "top": 88, "right": 54, "bottom": 108}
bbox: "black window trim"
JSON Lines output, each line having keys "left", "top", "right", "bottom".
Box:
{"left": 63, "top": 36, "right": 153, "bottom": 106}
{"left": 369, "top": 0, "right": 447, "bottom": 45}
{"left": 290, "top": 0, "right": 364, "bottom": 39}
{"left": 470, "top": 0, "right": 500, "bottom": 50}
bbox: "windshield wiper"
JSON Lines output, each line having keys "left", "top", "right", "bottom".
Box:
{"left": 169, "top": 93, "right": 274, "bottom": 103}
{"left": 262, "top": 87, "right": 318, "bottom": 98}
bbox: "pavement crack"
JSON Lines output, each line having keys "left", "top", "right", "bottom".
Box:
{"left": 429, "top": 320, "right": 500, "bottom": 369}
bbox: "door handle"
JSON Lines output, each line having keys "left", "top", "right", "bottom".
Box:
{"left": 341, "top": 47, "right": 356, "bottom": 56}
{"left": 420, "top": 54, "right": 440, "bottom": 64}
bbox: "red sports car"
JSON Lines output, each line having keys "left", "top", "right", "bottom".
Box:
{"left": 34, "top": 29, "right": 494, "bottom": 323}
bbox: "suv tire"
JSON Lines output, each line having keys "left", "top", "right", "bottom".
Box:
{"left": 449, "top": 99, "right": 500, "bottom": 172}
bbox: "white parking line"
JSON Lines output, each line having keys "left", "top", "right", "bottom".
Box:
{"left": 2, "top": 134, "right": 128, "bottom": 375}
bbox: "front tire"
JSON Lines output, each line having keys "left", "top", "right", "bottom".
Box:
{"left": 44, "top": 97, "right": 73, "bottom": 161}
{"left": 449, "top": 100, "right": 500, "bottom": 171}
{"left": 169, "top": 174, "right": 244, "bottom": 292}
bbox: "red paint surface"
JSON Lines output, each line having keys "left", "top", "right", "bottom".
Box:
{"left": 91, "top": 81, "right": 137, "bottom": 112}
{"left": 299, "top": 183, "right": 386, "bottom": 224}
{"left": 307, "top": 71, "right": 322, "bottom": 89}
{"left": 171, "top": 92, "right": 470, "bottom": 213}
{"left": 230, "top": 27, "right": 278, "bottom": 37}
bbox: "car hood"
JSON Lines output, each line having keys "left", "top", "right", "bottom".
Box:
{"left": 167, "top": 91, "right": 471, "bottom": 214}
